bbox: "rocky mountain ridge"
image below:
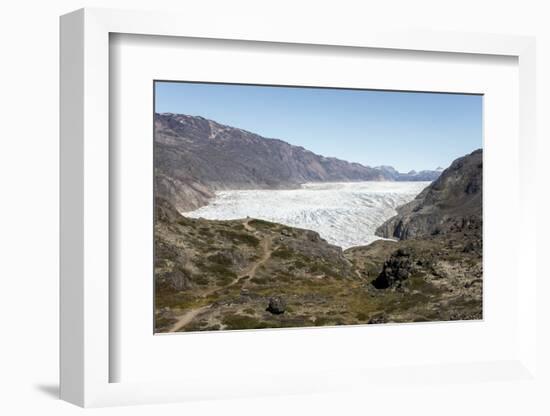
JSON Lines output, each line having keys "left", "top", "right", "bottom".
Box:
{"left": 155, "top": 113, "right": 442, "bottom": 211}
{"left": 376, "top": 149, "right": 482, "bottom": 240}
{"left": 374, "top": 165, "right": 442, "bottom": 182}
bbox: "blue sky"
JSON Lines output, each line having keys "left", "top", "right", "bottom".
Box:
{"left": 155, "top": 81, "right": 482, "bottom": 172}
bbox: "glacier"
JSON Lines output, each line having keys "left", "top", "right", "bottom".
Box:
{"left": 184, "top": 181, "right": 430, "bottom": 249}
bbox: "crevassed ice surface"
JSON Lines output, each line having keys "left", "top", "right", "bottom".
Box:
{"left": 185, "top": 182, "right": 430, "bottom": 249}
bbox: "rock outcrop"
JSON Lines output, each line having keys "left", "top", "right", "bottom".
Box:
{"left": 266, "top": 297, "right": 286, "bottom": 315}
{"left": 372, "top": 248, "right": 414, "bottom": 289}
{"left": 376, "top": 149, "right": 482, "bottom": 240}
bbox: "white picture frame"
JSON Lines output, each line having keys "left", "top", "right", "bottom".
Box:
{"left": 60, "top": 7, "right": 538, "bottom": 408}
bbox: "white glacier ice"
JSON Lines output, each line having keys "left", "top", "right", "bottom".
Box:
{"left": 184, "top": 181, "right": 430, "bottom": 249}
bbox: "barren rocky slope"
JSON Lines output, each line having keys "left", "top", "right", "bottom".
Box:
{"left": 154, "top": 113, "right": 441, "bottom": 211}
{"left": 376, "top": 149, "right": 482, "bottom": 240}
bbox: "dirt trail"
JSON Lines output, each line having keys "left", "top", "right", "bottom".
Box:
{"left": 168, "top": 218, "right": 274, "bottom": 332}
{"left": 223, "top": 219, "right": 273, "bottom": 288}
{"left": 242, "top": 219, "right": 255, "bottom": 233}
{"left": 168, "top": 305, "right": 210, "bottom": 332}
{"left": 243, "top": 237, "right": 271, "bottom": 281}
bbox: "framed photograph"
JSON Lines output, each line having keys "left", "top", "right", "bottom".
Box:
{"left": 152, "top": 81, "right": 483, "bottom": 334}
{"left": 60, "top": 8, "right": 538, "bottom": 408}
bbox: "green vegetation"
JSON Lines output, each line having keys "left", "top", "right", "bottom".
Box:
{"left": 355, "top": 312, "right": 368, "bottom": 321}
{"left": 293, "top": 260, "right": 306, "bottom": 269}
{"left": 207, "top": 253, "right": 233, "bottom": 266}
{"left": 198, "top": 227, "right": 214, "bottom": 237}
{"left": 176, "top": 218, "right": 192, "bottom": 226}
{"left": 271, "top": 246, "right": 295, "bottom": 259}
{"left": 248, "top": 219, "right": 277, "bottom": 229}
{"left": 218, "top": 229, "right": 260, "bottom": 247}
{"left": 155, "top": 315, "right": 176, "bottom": 331}
{"left": 250, "top": 276, "right": 269, "bottom": 285}
{"left": 200, "top": 263, "right": 237, "bottom": 279}
{"left": 314, "top": 317, "right": 332, "bottom": 326}
{"left": 222, "top": 314, "right": 270, "bottom": 330}
{"left": 308, "top": 261, "right": 340, "bottom": 278}
{"left": 194, "top": 276, "right": 209, "bottom": 286}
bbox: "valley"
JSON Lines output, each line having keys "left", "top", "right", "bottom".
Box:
{"left": 185, "top": 181, "right": 429, "bottom": 248}
{"left": 153, "top": 113, "right": 483, "bottom": 332}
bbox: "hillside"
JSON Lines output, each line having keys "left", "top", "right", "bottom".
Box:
{"left": 154, "top": 113, "right": 441, "bottom": 211}
{"left": 376, "top": 149, "right": 482, "bottom": 240}
{"left": 155, "top": 196, "right": 482, "bottom": 332}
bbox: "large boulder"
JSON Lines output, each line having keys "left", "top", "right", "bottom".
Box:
{"left": 372, "top": 249, "right": 413, "bottom": 289}
{"left": 266, "top": 296, "right": 286, "bottom": 314}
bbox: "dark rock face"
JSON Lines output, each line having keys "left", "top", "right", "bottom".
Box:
{"left": 376, "top": 149, "right": 482, "bottom": 240}
{"left": 372, "top": 249, "right": 414, "bottom": 289}
{"left": 155, "top": 172, "right": 214, "bottom": 213}
{"left": 266, "top": 297, "right": 286, "bottom": 314}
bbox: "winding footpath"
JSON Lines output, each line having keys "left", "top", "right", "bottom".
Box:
{"left": 168, "top": 305, "right": 211, "bottom": 333}
{"left": 168, "top": 218, "right": 273, "bottom": 332}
